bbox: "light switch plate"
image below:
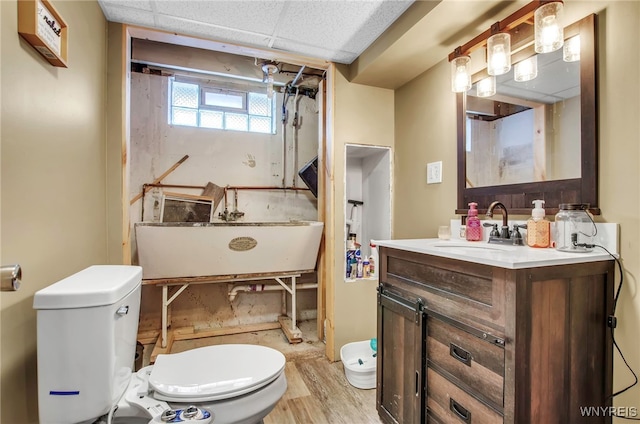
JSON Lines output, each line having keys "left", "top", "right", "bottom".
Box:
{"left": 427, "top": 161, "right": 442, "bottom": 184}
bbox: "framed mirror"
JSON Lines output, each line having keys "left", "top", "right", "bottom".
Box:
{"left": 456, "top": 14, "right": 598, "bottom": 215}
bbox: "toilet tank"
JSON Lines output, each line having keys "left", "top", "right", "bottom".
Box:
{"left": 33, "top": 265, "right": 142, "bottom": 424}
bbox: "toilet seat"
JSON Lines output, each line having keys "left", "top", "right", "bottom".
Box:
{"left": 148, "top": 344, "right": 286, "bottom": 403}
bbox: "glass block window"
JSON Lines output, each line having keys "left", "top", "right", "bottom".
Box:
{"left": 169, "top": 79, "right": 275, "bottom": 134}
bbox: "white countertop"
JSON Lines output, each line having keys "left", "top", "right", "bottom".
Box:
{"left": 374, "top": 238, "right": 616, "bottom": 269}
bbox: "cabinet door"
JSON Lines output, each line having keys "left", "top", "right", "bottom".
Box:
{"left": 377, "top": 286, "right": 426, "bottom": 424}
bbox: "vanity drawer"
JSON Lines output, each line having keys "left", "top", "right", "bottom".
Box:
{"left": 383, "top": 248, "right": 506, "bottom": 332}
{"left": 427, "top": 316, "right": 504, "bottom": 409}
{"left": 427, "top": 368, "right": 503, "bottom": 424}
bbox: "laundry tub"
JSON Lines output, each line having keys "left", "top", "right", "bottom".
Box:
{"left": 340, "top": 340, "right": 377, "bottom": 389}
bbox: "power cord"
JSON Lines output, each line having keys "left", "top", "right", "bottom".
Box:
{"left": 581, "top": 242, "right": 640, "bottom": 420}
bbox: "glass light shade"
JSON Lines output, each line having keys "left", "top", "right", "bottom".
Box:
{"left": 563, "top": 35, "right": 580, "bottom": 62}
{"left": 535, "top": 1, "right": 564, "bottom": 53}
{"left": 451, "top": 56, "right": 471, "bottom": 93}
{"left": 477, "top": 76, "right": 496, "bottom": 97}
{"left": 514, "top": 56, "right": 538, "bottom": 82}
{"left": 487, "top": 33, "right": 511, "bottom": 76}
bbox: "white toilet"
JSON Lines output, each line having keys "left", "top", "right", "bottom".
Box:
{"left": 33, "top": 265, "right": 287, "bottom": 424}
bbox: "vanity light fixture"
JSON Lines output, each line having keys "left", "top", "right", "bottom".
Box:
{"left": 448, "top": 0, "right": 564, "bottom": 93}
{"left": 514, "top": 55, "right": 538, "bottom": 82}
{"left": 477, "top": 75, "right": 496, "bottom": 97}
{"left": 563, "top": 35, "right": 580, "bottom": 62}
{"left": 487, "top": 26, "right": 511, "bottom": 76}
{"left": 535, "top": 1, "right": 564, "bottom": 53}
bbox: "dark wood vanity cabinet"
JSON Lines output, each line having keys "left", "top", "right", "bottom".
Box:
{"left": 376, "top": 246, "right": 615, "bottom": 424}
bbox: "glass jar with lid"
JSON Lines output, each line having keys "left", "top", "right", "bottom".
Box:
{"left": 554, "top": 204, "right": 596, "bottom": 252}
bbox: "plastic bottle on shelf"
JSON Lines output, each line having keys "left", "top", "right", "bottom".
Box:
{"left": 363, "top": 257, "right": 370, "bottom": 278}
{"left": 527, "top": 199, "right": 550, "bottom": 248}
{"left": 459, "top": 215, "right": 467, "bottom": 239}
{"left": 369, "top": 242, "right": 378, "bottom": 278}
{"left": 346, "top": 249, "right": 356, "bottom": 279}
{"left": 465, "top": 202, "right": 482, "bottom": 241}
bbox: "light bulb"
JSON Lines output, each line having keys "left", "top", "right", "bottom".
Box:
{"left": 267, "top": 74, "right": 274, "bottom": 99}
{"left": 451, "top": 56, "right": 471, "bottom": 93}
{"left": 487, "top": 33, "right": 511, "bottom": 76}
{"left": 563, "top": 35, "right": 580, "bottom": 62}
{"left": 535, "top": 2, "right": 564, "bottom": 53}
{"left": 477, "top": 76, "right": 496, "bottom": 97}
{"left": 514, "top": 55, "right": 538, "bottom": 82}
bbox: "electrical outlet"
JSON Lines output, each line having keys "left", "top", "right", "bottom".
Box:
{"left": 427, "top": 161, "right": 442, "bottom": 184}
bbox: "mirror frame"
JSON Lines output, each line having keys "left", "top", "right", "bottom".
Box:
{"left": 456, "top": 13, "right": 598, "bottom": 216}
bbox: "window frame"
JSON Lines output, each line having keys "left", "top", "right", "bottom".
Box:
{"left": 200, "top": 86, "right": 248, "bottom": 113}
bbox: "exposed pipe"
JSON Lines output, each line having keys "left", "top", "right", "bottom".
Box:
{"left": 144, "top": 183, "right": 310, "bottom": 191}
{"left": 292, "top": 87, "right": 300, "bottom": 188}
{"left": 227, "top": 186, "right": 309, "bottom": 191}
{"left": 281, "top": 89, "right": 290, "bottom": 188}
{"left": 228, "top": 282, "right": 317, "bottom": 301}
{"left": 291, "top": 65, "right": 306, "bottom": 87}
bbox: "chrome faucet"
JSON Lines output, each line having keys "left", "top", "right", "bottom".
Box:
{"left": 485, "top": 201, "right": 526, "bottom": 245}
{"left": 486, "top": 201, "right": 510, "bottom": 240}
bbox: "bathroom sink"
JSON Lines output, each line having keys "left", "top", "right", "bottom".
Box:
{"left": 430, "top": 242, "right": 518, "bottom": 252}
{"left": 374, "top": 236, "right": 616, "bottom": 269}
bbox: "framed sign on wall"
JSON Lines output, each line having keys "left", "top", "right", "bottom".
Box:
{"left": 18, "top": 0, "right": 68, "bottom": 67}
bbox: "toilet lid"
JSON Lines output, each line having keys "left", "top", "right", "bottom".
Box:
{"left": 149, "top": 344, "right": 286, "bottom": 402}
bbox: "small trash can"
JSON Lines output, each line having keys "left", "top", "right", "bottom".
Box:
{"left": 340, "top": 340, "right": 377, "bottom": 389}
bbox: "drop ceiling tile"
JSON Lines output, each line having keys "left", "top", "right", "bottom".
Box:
{"left": 99, "top": 0, "right": 153, "bottom": 11}
{"left": 154, "top": 1, "right": 286, "bottom": 35}
{"left": 275, "top": 1, "right": 379, "bottom": 52}
{"left": 274, "top": 0, "right": 412, "bottom": 55}
{"left": 156, "top": 15, "right": 273, "bottom": 48}
{"left": 344, "top": 0, "right": 414, "bottom": 54}
{"left": 103, "top": 6, "right": 156, "bottom": 27}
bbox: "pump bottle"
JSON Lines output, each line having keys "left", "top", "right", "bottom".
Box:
{"left": 466, "top": 202, "right": 482, "bottom": 241}
{"left": 527, "top": 199, "right": 550, "bottom": 248}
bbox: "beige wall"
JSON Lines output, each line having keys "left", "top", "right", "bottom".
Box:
{"left": 0, "top": 1, "right": 107, "bottom": 422}
{"left": 329, "top": 65, "right": 394, "bottom": 360}
{"left": 395, "top": 58, "right": 457, "bottom": 238}
{"left": 394, "top": 0, "right": 640, "bottom": 417}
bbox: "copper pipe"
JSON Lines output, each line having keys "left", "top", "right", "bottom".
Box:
{"left": 227, "top": 186, "right": 309, "bottom": 191}
{"left": 144, "top": 183, "right": 309, "bottom": 191}
{"left": 145, "top": 183, "right": 205, "bottom": 189}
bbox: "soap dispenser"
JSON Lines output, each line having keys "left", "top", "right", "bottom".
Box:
{"left": 527, "top": 199, "right": 550, "bottom": 248}
{"left": 466, "top": 202, "right": 482, "bottom": 241}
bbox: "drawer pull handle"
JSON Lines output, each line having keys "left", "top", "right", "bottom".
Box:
{"left": 450, "top": 343, "right": 472, "bottom": 366}
{"left": 450, "top": 398, "right": 472, "bottom": 423}
{"left": 415, "top": 370, "right": 420, "bottom": 396}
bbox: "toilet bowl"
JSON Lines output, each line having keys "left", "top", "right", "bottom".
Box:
{"left": 33, "top": 265, "right": 287, "bottom": 424}
{"left": 116, "top": 344, "right": 287, "bottom": 424}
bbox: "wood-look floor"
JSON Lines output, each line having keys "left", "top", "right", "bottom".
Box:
{"left": 264, "top": 356, "right": 382, "bottom": 424}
